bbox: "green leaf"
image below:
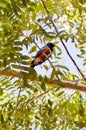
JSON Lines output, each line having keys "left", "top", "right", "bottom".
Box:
{"left": 0, "top": 88, "right": 3, "bottom": 95}
{"left": 41, "top": 81, "right": 46, "bottom": 91}
{"left": 48, "top": 108, "right": 53, "bottom": 116}
{"left": 48, "top": 99, "right": 53, "bottom": 106}
{"left": 50, "top": 69, "right": 55, "bottom": 79}
{"left": 43, "top": 65, "right": 49, "bottom": 71}
{"left": 27, "top": 7, "right": 34, "bottom": 12}
{"left": 14, "top": 46, "right": 23, "bottom": 51}
{"left": 56, "top": 91, "right": 64, "bottom": 97}
{"left": 20, "top": 55, "right": 29, "bottom": 60}
{"left": 77, "top": 54, "right": 84, "bottom": 58}
{"left": 55, "top": 46, "right": 62, "bottom": 52}
{"left": 29, "top": 46, "right": 36, "bottom": 53}
{"left": 1, "top": 66, "right": 10, "bottom": 74}
{"left": 0, "top": 114, "right": 4, "bottom": 124}
{"left": 79, "top": 104, "right": 84, "bottom": 116}
{"left": 12, "top": 64, "right": 20, "bottom": 69}
{"left": 55, "top": 65, "right": 69, "bottom": 71}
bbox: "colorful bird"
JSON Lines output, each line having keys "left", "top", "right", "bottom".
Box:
{"left": 31, "top": 43, "right": 55, "bottom": 67}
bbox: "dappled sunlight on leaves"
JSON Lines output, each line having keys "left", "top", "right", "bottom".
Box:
{"left": 0, "top": 0, "right": 86, "bottom": 129}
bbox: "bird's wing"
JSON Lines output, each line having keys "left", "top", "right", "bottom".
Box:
{"left": 35, "top": 45, "right": 47, "bottom": 58}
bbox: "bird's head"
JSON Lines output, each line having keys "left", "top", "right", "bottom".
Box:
{"left": 47, "top": 43, "right": 55, "bottom": 51}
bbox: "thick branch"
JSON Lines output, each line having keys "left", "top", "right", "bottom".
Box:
{"left": 0, "top": 69, "right": 86, "bottom": 92}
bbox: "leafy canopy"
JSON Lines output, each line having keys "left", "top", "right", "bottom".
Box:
{"left": 0, "top": 0, "right": 86, "bottom": 129}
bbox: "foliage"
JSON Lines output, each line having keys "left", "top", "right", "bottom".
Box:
{"left": 0, "top": 0, "right": 86, "bottom": 129}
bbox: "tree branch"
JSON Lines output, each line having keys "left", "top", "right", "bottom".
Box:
{"left": 0, "top": 69, "right": 86, "bottom": 92}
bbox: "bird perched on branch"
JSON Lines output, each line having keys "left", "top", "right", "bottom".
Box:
{"left": 31, "top": 43, "right": 55, "bottom": 67}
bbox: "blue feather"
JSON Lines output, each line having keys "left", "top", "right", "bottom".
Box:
{"left": 35, "top": 45, "right": 47, "bottom": 58}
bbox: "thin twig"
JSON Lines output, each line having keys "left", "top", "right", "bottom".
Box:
{"left": 62, "top": 91, "right": 78, "bottom": 107}
{"left": 16, "top": 87, "right": 22, "bottom": 107}
{"left": 35, "top": 86, "right": 57, "bottom": 99}
{"left": 40, "top": 0, "right": 86, "bottom": 82}
{"left": 41, "top": 0, "right": 50, "bottom": 14}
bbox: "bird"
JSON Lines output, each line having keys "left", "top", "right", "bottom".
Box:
{"left": 31, "top": 43, "right": 55, "bottom": 67}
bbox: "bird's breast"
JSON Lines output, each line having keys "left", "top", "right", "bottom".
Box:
{"left": 40, "top": 47, "right": 51, "bottom": 60}
{"left": 34, "top": 57, "right": 42, "bottom": 64}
